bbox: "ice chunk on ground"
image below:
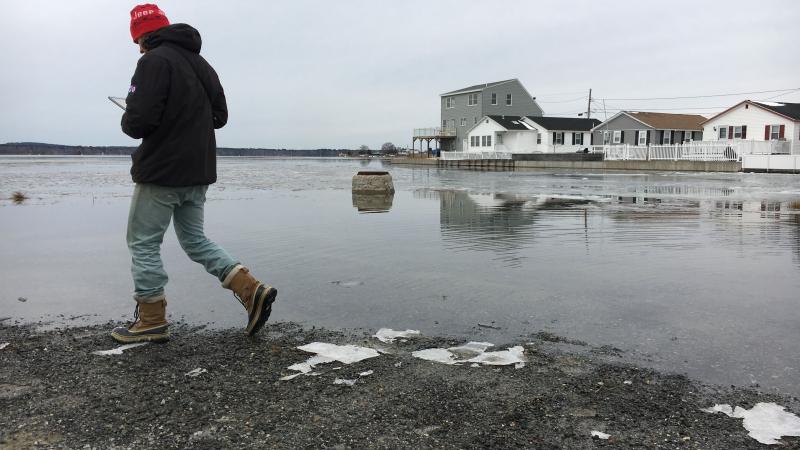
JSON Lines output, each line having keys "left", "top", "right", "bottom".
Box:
{"left": 374, "top": 328, "right": 421, "bottom": 343}
{"left": 412, "top": 342, "right": 526, "bottom": 367}
{"left": 334, "top": 378, "right": 357, "bottom": 386}
{"left": 185, "top": 368, "right": 207, "bottom": 377}
{"left": 359, "top": 370, "right": 374, "bottom": 377}
{"left": 92, "top": 342, "right": 148, "bottom": 356}
{"left": 279, "top": 373, "right": 302, "bottom": 381}
{"left": 702, "top": 402, "right": 800, "bottom": 445}
{"left": 701, "top": 404, "right": 734, "bottom": 416}
{"left": 287, "top": 355, "right": 336, "bottom": 374}
{"left": 0, "top": 342, "right": 9, "bottom": 350}
{"left": 467, "top": 346, "right": 525, "bottom": 366}
{"left": 412, "top": 348, "right": 459, "bottom": 365}
{"left": 591, "top": 431, "right": 610, "bottom": 439}
{"left": 282, "top": 342, "right": 381, "bottom": 380}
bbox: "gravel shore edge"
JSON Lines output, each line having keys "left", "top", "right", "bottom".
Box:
{"left": 1, "top": 321, "right": 797, "bottom": 449}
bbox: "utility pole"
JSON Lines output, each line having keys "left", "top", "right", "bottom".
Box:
{"left": 586, "top": 88, "right": 592, "bottom": 119}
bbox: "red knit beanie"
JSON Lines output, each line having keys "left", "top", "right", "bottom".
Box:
{"left": 130, "top": 4, "right": 170, "bottom": 43}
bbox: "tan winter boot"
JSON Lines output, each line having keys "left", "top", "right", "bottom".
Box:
{"left": 222, "top": 265, "right": 277, "bottom": 336}
{"left": 111, "top": 300, "right": 169, "bottom": 343}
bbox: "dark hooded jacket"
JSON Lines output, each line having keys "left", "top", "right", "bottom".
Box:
{"left": 122, "top": 24, "right": 227, "bottom": 186}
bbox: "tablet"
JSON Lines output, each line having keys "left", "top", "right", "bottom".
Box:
{"left": 108, "top": 96, "right": 126, "bottom": 110}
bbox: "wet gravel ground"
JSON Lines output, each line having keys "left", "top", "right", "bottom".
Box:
{"left": 1, "top": 321, "right": 798, "bottom": 449}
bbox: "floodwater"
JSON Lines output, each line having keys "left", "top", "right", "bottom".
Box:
{"left": 2, "top": 156, "right": 800, "bottom": 396}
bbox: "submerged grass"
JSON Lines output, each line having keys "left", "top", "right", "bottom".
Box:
{"left": 11, "top": 191, "right": 28, "bottom": 204}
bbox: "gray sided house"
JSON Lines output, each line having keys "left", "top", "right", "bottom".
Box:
{"left": 441, "top": 79, "right": 544, "bottom": 152}
{"left": 591, "top": 112, "right": 706, "bottom": 147}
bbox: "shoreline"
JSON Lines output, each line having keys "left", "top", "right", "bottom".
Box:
{"left": 1, "top": 321, "right": 798, "bottom": 448}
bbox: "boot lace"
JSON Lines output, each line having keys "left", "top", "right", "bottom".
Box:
{"left": 129, "top": 304, "right": 141, "bottom": 327}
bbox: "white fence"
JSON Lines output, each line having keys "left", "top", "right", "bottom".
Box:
{"left": 742, "top": 154, "right": 800, "bottom": 172}
{"left": 440, "top": 151, "right": 513, "bottom": 161}
{"left": 596, "top": 140, "right": 796, "bottom": 162}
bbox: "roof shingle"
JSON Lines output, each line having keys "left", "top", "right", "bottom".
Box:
{"left": 753, "top": 101, "right": 800, "bottom": 121}
{"left": 626, "top": 112, "right": 706, "bottom": 130}
{"left": 441, "top": 79, "right": 517, "bottom": 96}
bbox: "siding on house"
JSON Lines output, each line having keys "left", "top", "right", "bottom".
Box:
{"left": 592, "top": 113, "right": 704, "bottom": 145}
{"left": 481, "top": 81, "right": 543, "bottom": 117}
{"left": 591, "top": 114, "right": 652, "bottom": 145}
{"left": 441, "top": 92, "right": 481, "bottom": 151}
{"left": 702, "top": 102, "right": 797, "bottom": 142}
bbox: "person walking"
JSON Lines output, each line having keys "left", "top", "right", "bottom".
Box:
{"left": 112, "top": 4, "right": 277, "bottom": 343}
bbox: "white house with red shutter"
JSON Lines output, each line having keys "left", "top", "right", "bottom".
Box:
{"left": 701, "top": 100, "right": 800, "bottom": 155}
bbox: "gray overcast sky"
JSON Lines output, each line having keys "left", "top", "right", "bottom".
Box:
{"left": 1, "top": 0, "right": 798, "bottom": 149}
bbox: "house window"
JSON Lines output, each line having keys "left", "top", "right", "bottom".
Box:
{"left": 638, "top": 130, "right": 648, "bottom": 146}
{"left": 497, "top": 134, "right": 503, "bottom": 145}
{"left": 573, "top": 132, "right": 583, "bottom": 145}
{"left": 663, "top": 130, "right": 671, "bottom": 145}
{"left": 446, "top": 97, "right": 455, "bottom": 108}
{"left": 718, "top": 126, "right": 728, "bottom": 139}
{"left": 481, "top": 136, "right": 487, "bottom": 146}
{"left": 684, "top": 131, "right": 692, "bottom": 142}
{"left": 442, "top": 119, "right": 447, "bottom": 128}
{"left": 450, "top": 119, "right": 456, "bottom": 130}
{"left": 491, "top": 93, "right": 497, "bottom": 105}
{"left": 612, "top": 130, "right": 621, "bottom": 144}
{"left": 603, "top": 131, "right": 610, "bottom": 145}
{"left": 733, "top": 126, "right": 743, "bottom": 139}
{"left": 554, "top": 132, "right": 564, "bottom": 145}
{"left": 460, "top": 118, "right": 466, "bottom": 127}
{"left": 537, "top": 134, "right": 542, "bottom": 144}
{"left": 474, "top": 117, "right": 478, "bottom": 124}
{"left": 486, "top": 135, "right": 492, "bottom": 147}
{"left": 769, "top": 125, "right": 781, "bottom": 140}
{"left": 467, "top": 93, "right": 479, "bottom": 106}
{"left": 470, "top": 136, "right": 476, "bottom": 147}
{"left": 506, "top": 94, "right": 512, "bottom": 106}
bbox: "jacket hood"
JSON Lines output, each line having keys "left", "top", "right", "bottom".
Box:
{"left": 143, "top": 24, "right": 202, "bottom": 54}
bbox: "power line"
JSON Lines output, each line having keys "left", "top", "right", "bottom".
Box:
{"left": 602, "top": 88, "right": 799, "bottom": 101}
{"left": 534, "top": 89, "right": 587, "bottom": 97}
{"left": 537, "top": 96, "right": 587, "bottom": 104}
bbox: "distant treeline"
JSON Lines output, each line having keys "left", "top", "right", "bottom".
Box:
{"left": 0, "top": 142, "right": 358, "bottom": 157}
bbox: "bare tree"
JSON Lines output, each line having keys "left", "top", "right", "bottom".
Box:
{"left": 380, "top": 142, "right": 397, "bottom": 155}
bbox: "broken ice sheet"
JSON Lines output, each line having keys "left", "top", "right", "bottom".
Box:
{"left": 185, "top": 368, "right": 207, "bottom": 377}
{"left": 591, "top": 431, "right": 610, "bottom": 439}
{"left": 281, "top": 342, "right": 380, "bottom": 380}
{"left": 92, "top": 342, "right": 149, "bottom": 356}
{"left": 373, "top": 328, "right": 421, "bottom": 343}
{"left": 702, "top": 402, "right": 800, "bottom": 445}
{"left": 412, "top": 342, "right": 526, "bottom": 367}
{"left": 334, "top": 378, "right": 357, "bottom": 386}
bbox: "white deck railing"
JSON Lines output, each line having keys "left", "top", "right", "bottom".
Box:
{"left": 413, "top": 127, "right": 457, "bottom": 138}
{"left": 440, "top": 151, "right": 513, "bottom": 160}
{"left": 596, "top": 140, "right": 796, "bottom": 162}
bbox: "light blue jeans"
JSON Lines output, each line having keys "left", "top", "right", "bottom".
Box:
{"left": 126, "top": 184, "right": 238, "bottom": 303}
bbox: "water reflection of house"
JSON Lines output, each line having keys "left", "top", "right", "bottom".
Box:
{"left": 421, "top": 190, "right": 593, "bottom": 264}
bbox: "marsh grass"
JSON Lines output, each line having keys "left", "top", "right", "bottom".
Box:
{"left": 11, "top": 191, "right": 28, "bottom": 204}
